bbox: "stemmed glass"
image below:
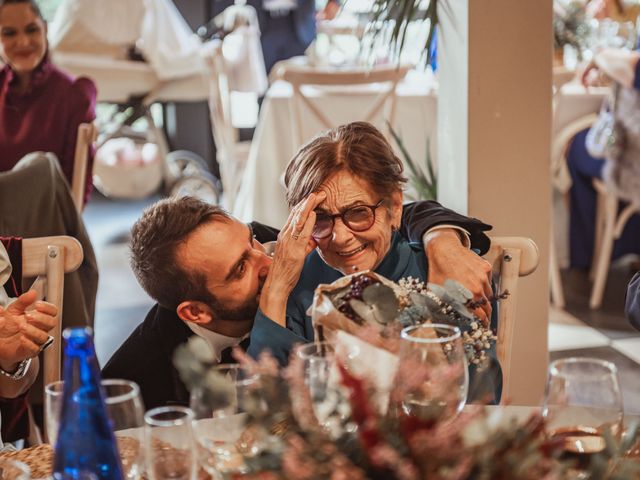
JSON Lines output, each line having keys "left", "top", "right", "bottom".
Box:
{"left": 397, "top": 323, "right": 469, "bottom": 421}
{"left": 189, "top": 364, "right": 262, "bottom": 477}
{"left": 542, "top": 357, "right": 623, "bottom": 467}
{"left": 45, "top": 379, "right": 145, "bottom": 479}
{"left": 144, "top": 406, "right": 198, "bottom": 480}
{"left": 0, "top": 459, "right": 30, "bottom": 479}
{"left": 296, "top": 342, "right": 343, "bottom": 428}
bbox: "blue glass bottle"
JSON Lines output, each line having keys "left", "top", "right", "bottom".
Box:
{"left": 53, "top": 327, "right": 124, "bottom": 479}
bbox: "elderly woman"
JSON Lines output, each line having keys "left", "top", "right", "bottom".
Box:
{"left": 249, "top": 122, "right": 501, "bottom": 402}
{"left": 0, "top": 0, "right": 96, "bottom": 205}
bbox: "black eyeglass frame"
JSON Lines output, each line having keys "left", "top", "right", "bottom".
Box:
{"left": 312, "top": 199, "right": 385, "bottom": 239}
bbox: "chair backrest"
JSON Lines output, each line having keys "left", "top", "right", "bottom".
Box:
{"left": 203, "top": 41, "right": 245, "bottom": 209}
{"left": 22, "top": 236, "right": 84, "bottom": 386}
{"left": 483, "top": 236, "right": 539, "bottom": 403}
{"left": 274, "top": 63, "right": 411, "bottom": 145}
{"left": 71, "top": 122, "right": 98, "bottom": 212}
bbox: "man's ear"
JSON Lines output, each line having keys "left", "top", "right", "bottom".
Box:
{"left": 176, "top": 300, "right": 214, "bottom": 325}
{"left": 389, "top": 190, "right": 403, "bottom": 229}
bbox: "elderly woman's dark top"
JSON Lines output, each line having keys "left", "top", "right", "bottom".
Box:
{"left": 0, "top": 57, "right": 97, "bottom": 204}
{"left": 248, "top": 231, "right": 502, "bottom": 403}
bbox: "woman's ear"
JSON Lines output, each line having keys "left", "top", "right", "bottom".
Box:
{"left": 389, "top": 190, "right": 403, "bottom": 229}
{"left": 176, "top": 300, "right": 214, "bottom": 325}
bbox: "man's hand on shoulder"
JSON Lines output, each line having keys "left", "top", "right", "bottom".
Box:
{"left": 424, "top": 228, "right": 493, "bottom": 326}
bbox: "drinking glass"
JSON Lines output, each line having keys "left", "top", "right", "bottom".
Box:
{"left": 398, "top": 323, "right": 469, "bottom": 421}
{"left": 0, "top": 458, "right": 30, "bottom": 480}
{"left": 296, "top": 342, "right": 342, "bottom": 426}
{"left": 46, "top": 379, "right": 145, "bottom": 479}
{"left": 145, "top": 406, "right": 198, "bottom": 480}
{"left": 102, "top": 380, "right": 146, "bottom": 479}
{"left": 542, "top": 357, "right": 623, "bottom": 466}
{"left": 189, "top": 365, "right": 261, "bottom": 477}
{"left": 45, "top": 380, "right": 64, "bottom": 444}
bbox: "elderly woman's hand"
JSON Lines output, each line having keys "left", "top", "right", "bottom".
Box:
{"left": 425, "top": 229, "right": 493, "bottom": 326}
{"left": 259, "top": 192, "right": 327, "bottom": 326}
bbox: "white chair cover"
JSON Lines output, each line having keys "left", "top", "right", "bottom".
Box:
{"left": 139, "top": 0, "right": 205, "bottom": 80}
{"left": 49, "top": 0, "right": 145, "bottom": 58}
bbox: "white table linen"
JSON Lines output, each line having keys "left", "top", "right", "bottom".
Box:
{"left": 233, "top": 70, "right": 437, "bottom": 227}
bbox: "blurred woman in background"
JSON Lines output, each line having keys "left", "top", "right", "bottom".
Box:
{"left": 0, "top": 0, "right": 96, "bottom": 205}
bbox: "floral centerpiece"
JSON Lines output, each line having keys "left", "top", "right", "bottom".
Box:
{"left": 310, "top": 272, "right": 499, "bottom": 368}
{"left": 174, "top": 273, "right": 640, "bottom": 479}
{"left": 554, "top": 1, "right": 593, "bottom": 61}
{"left": 174, "top": 342, "right": 640, "bottom": 479}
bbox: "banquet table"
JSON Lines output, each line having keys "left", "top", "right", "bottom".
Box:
{"left": 5, "top": 405, "right": 637, "bottom": 479}
{"left": 232, "top": 69, "right": 438, "bottom": 227}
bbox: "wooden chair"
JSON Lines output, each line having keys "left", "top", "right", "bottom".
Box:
{"left": 22, "top": 236, "right": 84, "bottom": 387}
{"left": 70, "top": 123, "right": 98, "bottom": 213}
{"left": 549, "top": 108, "right": 638, "bottom": 310}
{"left": 589, "top": 181, "right": 640, "bottom": 309}
{"left": 548, "top": 69, "right": 579, "bottom": 309}
{"left": 202, "top": 41, "right": 251, "bottom": 210}
{"left": 483, "top": 236, "right": 539, "bottom": 403}
{"left": 272, "top": 62, "right": 411, "bottom": 145}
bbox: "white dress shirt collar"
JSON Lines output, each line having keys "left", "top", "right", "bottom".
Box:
{"left": 185, "top": 322, "right": 244, "bottom": 363}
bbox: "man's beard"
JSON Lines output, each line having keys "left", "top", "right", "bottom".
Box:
{"left": 208, "top": 279, "right": 265, "bottom": 322}
{"left": 211, "top": 295, "right": 260, "bottom": 322}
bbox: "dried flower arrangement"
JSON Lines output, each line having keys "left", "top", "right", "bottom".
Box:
{"left": 311, "top": 272, "right": 500, "bottom": 368}
{"left": 173, "top": 273, "right": 640, "bottom": 479}
{"left": 174, "top": 336, "right": 640, "bottom": 480}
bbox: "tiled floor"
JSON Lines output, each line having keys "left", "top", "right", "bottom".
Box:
{"left": 83, "top": 193, "right": 640, "bottom": 413}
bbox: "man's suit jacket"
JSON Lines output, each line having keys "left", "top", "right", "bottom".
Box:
{"left": 101, "top": 203, "right": 492, "bottom": 409}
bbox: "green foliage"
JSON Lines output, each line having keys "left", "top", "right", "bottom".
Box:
{"left": 367, "top": 0, "right": 438, "bottom": 65}
{"left": 388, "top": 122, "right": 437, "bottom": 201}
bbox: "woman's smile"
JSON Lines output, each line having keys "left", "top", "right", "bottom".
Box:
{"left": 336, "top": 243, "right": 368, "bottom": 257}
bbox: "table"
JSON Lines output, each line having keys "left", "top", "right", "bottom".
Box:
{"left": 233, "top": 69, "right": 438, "bottom": 227}
{"left": 553, "top": 83, "right": 609, "bottom": 136}
{"left": 5, "top": 406, "right": 637, "bottom": 479}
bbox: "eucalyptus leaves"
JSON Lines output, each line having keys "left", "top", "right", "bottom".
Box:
{"left": 326, "top": 272, "right": 501, "bottom": 366}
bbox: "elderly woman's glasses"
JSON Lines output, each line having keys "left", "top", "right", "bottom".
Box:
{"left": 312, "top": 200, "right": 384, "bottom": 239}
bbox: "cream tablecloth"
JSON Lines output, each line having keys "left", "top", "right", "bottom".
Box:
{"left": 233, "top": 70, "right": 437, "bottom": 227}
{"left": 553, "top": 83, "right": 609, "bottom": 136}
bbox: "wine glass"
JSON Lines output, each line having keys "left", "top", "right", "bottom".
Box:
{"left": 102, "top": 380, "right": 146, "bottom": 480}
{"left": 189, "top": 365, "right": 262, "bottom": 477}
{"left": 398, "top": 323, "right": 469, "bottom": 421}
{"left": 46, "top": 379, "right": 145, "bottom": 479}
{"left": 542, "top": 357, "right": 623, "bottom": 467}
{"left": 145, "top": 406, "right": 198, "bottom": 480}
{"left": 0, "top": 458, "right": 30, "bottom": 480}
{"left": 296, "top": 342, "right": 343, "bottom": 428}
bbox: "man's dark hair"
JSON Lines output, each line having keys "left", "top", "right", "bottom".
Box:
{"left": 130, "top": 196, "right": 230, "bottom": 310}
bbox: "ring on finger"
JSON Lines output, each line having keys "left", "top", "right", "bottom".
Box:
{"left": 292, "top": 233, "right": 300, "bottom": 240}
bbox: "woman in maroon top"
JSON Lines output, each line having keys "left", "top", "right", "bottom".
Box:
{"left": 0, "top": 0, "right": 96, "bottom": 205}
